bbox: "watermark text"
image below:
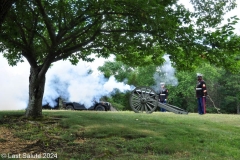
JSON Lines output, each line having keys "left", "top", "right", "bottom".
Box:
{"left": 1, "top": 153, "right": 57, "bottom": 159}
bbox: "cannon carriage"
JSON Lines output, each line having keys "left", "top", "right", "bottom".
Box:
{"left": 129, "top": 86, "right": 188, "bottom": 114}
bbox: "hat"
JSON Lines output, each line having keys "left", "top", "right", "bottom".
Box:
{"left": 160, "top": 82, "right": 165, "bottom": 85}
{"left": 197, "top": 73, "right": 203, "bottom": 77}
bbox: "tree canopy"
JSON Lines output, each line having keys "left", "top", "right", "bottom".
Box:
{"left": 0, "top": 0, "right": 239, "bottom": 117}
{"left": 0, "top": 0, "right": 16, "bottom": 27}
{"left": 1, "top": 0, "right": 239, "bottom": 69}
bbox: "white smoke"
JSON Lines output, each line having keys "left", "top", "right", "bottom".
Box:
{"left": 153, "top": 54, "right": 178, "bottom": 90}
{"left": 0, "top": 54, "right": 133, "bottom": 110}
{"left": 0, "top": 56, "right": 29, "bottom": 110}
{"left": 44, "top": 59, "right": 133, "bottom": 108}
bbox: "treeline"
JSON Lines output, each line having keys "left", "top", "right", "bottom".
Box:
{"left": 99, "top": 62, "right": 240, "bottom": 114}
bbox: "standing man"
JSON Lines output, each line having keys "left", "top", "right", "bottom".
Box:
{"left": 159, "top": 82, "right": 168, "bottom": 112}
{"left": 196, "top": 73, "right": 207, "bottom": 114}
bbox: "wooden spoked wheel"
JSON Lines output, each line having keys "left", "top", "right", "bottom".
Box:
{"left": 129, "top": 86, "right": 158, "bottom": 113}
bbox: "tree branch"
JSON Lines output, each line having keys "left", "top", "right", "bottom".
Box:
{"left": 65, "top": 29, "right": 100, "bottom": 53}
{"left": 9, "top": 13, "right": 28, "bottom": 46}
{"left": 52, "top": 43, "right": 98, "bottom": 62}
{"left": 35, "top": 0, "right": 56, "bottom": 45}
{"left": 38, "top": 58, "right": 52, "bottom": 81}
{"left": 56, "top": 10, "right": 93, "bottom": 42}
{"left": 1, "top": 34, "right": 37, "bottom": 67}
{"left": 52, "top": 29, "right": 100, "bottom": 62}
{"left": 60, "top": 20, "right": 100, "bottom": 46}
{"left": 100, "top": 29, "right": 154, "bottom": 34}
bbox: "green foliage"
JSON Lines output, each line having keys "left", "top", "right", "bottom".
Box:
{"left": 0, "top": 0, "right": 239, "bottom": 71}
{"left": 109, "top": 101, "right": 125, "bottom": 111}
{"left": 166, "top": 63, "right": 240, "bottom": 114}
{"left": 217, "top": 70, "right": 240, "bottom": 113}
{"left": 99, "top": 61, "right": 158, "bottom": 86}
{"left": 134, "top": 65, "right": 157, "bottom": 86}
{"left": 98, "top": 61, "right": 133, "bottom": 81}
{"left": 106, "top": 90, "right": 131, "bottom": 111}
{"left": 191, "top": 0, "right": 237, "bottom": 27}
{"left": 0, "top": 0, "right": 179, "bottom": 67}
{"left": 99, "top": 59, "right": 240, "bottom": 114}
{"left": 167, "top": 71, "right": 197, "bottom": 112}
{"left": 99, "top": 62, "right": 159, "bottom": 110}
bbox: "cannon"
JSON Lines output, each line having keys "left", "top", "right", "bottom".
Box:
{"left": 129, "top": 86, "right": 188, "bottom": 114}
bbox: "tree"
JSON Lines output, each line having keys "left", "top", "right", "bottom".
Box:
{"left": 0, "top": 0, "right": 16, "bottom": 27}
{"left": 166, "top": 71, "right": 196, "bottom": 112}
{"left": 98, "top": 61, "right": 157, "bottom": 86}
{"left": 98, "top": 61, "right": 134, "bottom": 83}
{"left": 0, "top": 0, "right": 238, "bottom": 118}
{"left": 217, "top": 71, "right": 240, "bottom": 113}
{"left": 98, "top": 61, "right": 158, "bottom": 110}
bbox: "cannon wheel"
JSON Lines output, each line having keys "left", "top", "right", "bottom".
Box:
{"left": 129, "top": 86, "right": 158, "bottom": 113}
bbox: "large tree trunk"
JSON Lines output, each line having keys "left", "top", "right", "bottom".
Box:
{"left": 25, "top": 66, "right": 46, "bottom": 118}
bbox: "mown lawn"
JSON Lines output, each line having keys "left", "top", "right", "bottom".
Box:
{"left": 0, "top": 110, "right": 240, "bottom": 160}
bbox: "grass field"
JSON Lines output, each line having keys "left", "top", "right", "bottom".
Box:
{"left": 0, "top": 110, "right": 240, "bottom": 160}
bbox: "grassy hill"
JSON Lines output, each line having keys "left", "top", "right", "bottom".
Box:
{"left": 0, "top": 110, "right": 240, "bottom": 160}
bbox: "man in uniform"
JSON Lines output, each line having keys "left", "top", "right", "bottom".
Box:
{"left": 159, "top": 82, "right": 168, "bottom": 112}
{"left": 196, "top": 73, "right": 207, "bottom": 114}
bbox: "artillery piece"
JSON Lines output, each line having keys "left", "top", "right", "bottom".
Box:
{"left": 129, "top": 86, "right": 188, "bottom": 114}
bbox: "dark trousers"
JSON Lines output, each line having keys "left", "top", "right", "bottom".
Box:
{"left": 197, "top": 97, "right": 206, "bottom": 114}
{"left": 160, "top": 100, "right": 167, "bottom": 112}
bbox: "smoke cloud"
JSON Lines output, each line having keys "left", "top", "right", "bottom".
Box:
{"left": 0, "top": 56, "right": 29, "bottom": 110}
{"left": 153, "top": 54, "right": 178, "bottom": 90}
{"left": 43, "top": 59, "right": 133, "bottom": 108}
{"left": 0, "top": 55, "right": 133, "bottom": 110}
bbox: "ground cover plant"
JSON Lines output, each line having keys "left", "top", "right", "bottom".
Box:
{"left": 0, "top": 110, "right": 240, "bottom": 160}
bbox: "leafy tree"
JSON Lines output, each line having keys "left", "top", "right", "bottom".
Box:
{"left": 217, "top": 71, "right": 240, "bottom": 113}
{"left": 0, "top": 0, "right": 16, "bottom": 27}
{"left": 98, "top": 61, "right": 134, "bottom": 82}
{"left": 170, "top": 0, "right": 240, "bottom": 72}
{"left": 98, "top": 61, "right": 157, "bottom": 110}
{"left": 99, "top": 59, "right": 240, "bottom": 113}
{"left": 106, "top": 89, "right": 131, "bottom": 111}
{"left": 169, "top": 64, "right": 240, "bottom": 114}
{"left": 190, "top": 64, "right": 240, "bottom": 114}
{"left": 168, "top": 64, "right": 227, "bottom": 113}
{"left": 167, "top": 71, "right": 197, "bottom": 112}
{"left": 0, "top": 0, "right": 238, "bottom": 117}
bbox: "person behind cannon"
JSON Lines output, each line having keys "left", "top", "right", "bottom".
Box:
{"left": 196, "top": 73, "right": 207, "bottom": 114}
{"left": 158, "top": 82, "right": 168, "bottom": 112}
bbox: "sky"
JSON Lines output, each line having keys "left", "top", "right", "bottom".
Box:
{"left": 0, "top": 1, "right": 239, "bottom": 110}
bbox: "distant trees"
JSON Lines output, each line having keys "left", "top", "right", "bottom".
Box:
{"left": 99, "top": 61, "right": 240, "bottom": 114}
{"left": 217, "top": 71, "right": 240, "bottom": 113}
{"left": 98, "top": 61, "right": 157, "bottom": 86}
{"left": 98, "top": 61, "right": 157, "bottom": 110}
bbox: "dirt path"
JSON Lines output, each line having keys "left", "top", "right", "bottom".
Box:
{"left": 0, "top": 127, "right": 38, "bottom": 154}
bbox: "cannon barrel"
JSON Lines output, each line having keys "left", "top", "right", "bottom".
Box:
{"left": 158, "top": 103, "right": 188, "bottom": 114}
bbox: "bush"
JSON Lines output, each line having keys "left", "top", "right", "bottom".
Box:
{"left": 110, "top": 102, "right": 125, "bottom": 111}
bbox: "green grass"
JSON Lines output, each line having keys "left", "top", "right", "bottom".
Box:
{"left": 0, "top": 110, "right": 240, "bottom": 160}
